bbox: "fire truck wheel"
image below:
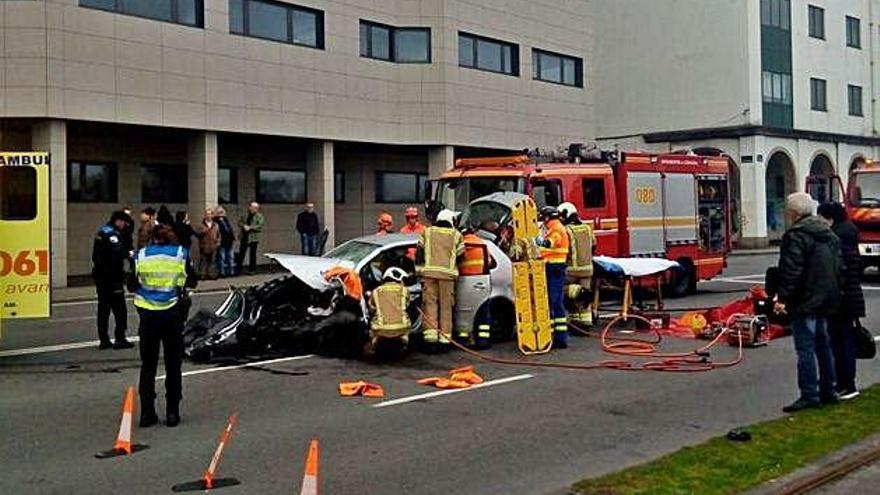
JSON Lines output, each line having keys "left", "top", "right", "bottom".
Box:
{"left": 668, "top": 258, "right": 696, "bottom": 298}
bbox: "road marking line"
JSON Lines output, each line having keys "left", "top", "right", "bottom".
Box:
{"left": 51, "top": 290, "right": 231, "bottom": 307}
{"left": 372, "top": 374, "right": 535, "bottom": 409}
{"left": 0, "top": 337, "right": 141, "bottom": 357}
{"left": 874, "top": 335, "right": 880, "bottom": 343}
{"left": 156, "top": 354, "right": 316, "bottom": 381}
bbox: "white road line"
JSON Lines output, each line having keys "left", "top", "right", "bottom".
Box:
{"left": 156, "top": 354, "right": 316, "bottom": 381}
{"left": 0, "top": 337, "right": 141, "bottom": 357}
{"left": 874, "top": 335, "right": 880, "bottom": 343}
{"left": 372, "top": 374, "right": 535, "bottom": 409}
{"left": 51, "top": 289, "right": 231, "bottom": 307}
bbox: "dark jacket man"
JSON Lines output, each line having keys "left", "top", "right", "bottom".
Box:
{"left": 296, "top": 208, "right": 320, "bottom": 236}
{"left": 777, "top": 215, "right": 842, "bottom": 317}
{"left": 92, "top": 211, "right": 133, "bottom": 349}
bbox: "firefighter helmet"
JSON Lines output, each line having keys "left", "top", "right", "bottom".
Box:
{"left": 435, "top": 209, "right": 457, "bottom": 225}
{"left": 404, "top": 206, "right": 419, "bottom": 218}
{"left": 539, "top": 206, "right": 560, "bottom": 220}
{"left": 558, "top": 202, "right": 577, "bottom": 220}
{"left": 383, "top": 267, "right": 408, "bottom": 283}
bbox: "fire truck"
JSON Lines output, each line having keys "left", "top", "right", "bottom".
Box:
{"left": 426, "top": 146, "right": 732, "bottom": 296}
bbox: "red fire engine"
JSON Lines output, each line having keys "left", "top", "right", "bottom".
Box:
{"left": 427, "top": 147, "right": 732, "bottom": 296}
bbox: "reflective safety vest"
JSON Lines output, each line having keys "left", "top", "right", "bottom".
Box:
{"left": 459, "top": 233, "right": 490, "bottom": 276}
{"left": 417, "top": 226, "right": 464, "bottom": 280}
{"left": 540, "top": 219, "right": 570, "bottom": 265}
{"left": 566, "top": 223, "right": 595, "bottom": 278}
{"left": 324, "top": 266, "right": 363, "bottom": 301}
{"left": 370, "top": 282, "right": 411, "bottom": 337}
{"left": 134, "top": 244, "right": 188, "bottom": 311}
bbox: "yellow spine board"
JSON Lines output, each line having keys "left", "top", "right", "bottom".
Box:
{"left": 528, "top": 260, "right": 553, "bottom": 351}
{"left": 513, "top": 261, "right": 553, "bottom": 355}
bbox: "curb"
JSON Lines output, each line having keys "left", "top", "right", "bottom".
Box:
{"left": 730, "top": 249, "right": 779, "bottom": 257}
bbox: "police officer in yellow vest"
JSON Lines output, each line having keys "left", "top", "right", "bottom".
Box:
{"left": 129, "top": 225, "right": 196, "bottom": 428}
{"left": 367, "top": 267, "right": 412, "bottom": 359}
{"left": 417, "top": 209, "right": 465, "bottom": 352}
{"left": 537, "top": 206, "right": 571, "bottom": 348}
{"left": 558, "top": 202, "right": 596, "bottom": 329}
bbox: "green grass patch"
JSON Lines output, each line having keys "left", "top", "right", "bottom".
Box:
{"left": 572, "top": 385, "right": 880, "bottom": 495}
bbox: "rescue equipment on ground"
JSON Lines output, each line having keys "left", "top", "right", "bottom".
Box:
{"left": 508, "top": 197, "right": 553, "bottom": 355}
{"left": 95, "top": 386, "right": 149, "bottom": 458}
{"left": 339, "top": 381, "right": 386, "bottom": 398}
{"left": 418, "top": 366, "right": 485, "bottom": 389}
{"left": 298, "top": 439, "right": 320, "bottom": 495}
{"left": 726, "top": 315, "right": 769, "bottom": 348}
{"left": 172, "top": 414, "right": 241, "bottom": 492}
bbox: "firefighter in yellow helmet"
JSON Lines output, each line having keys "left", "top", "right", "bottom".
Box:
{"left": 416, "top": 208, "right": 465, "bottom": 352}
{"left": 537, "top": 206, "right": 571, "bottom": 348}
{"left": 558, "top": 202, "right": 596, "bottom": 329}
{"left": 366, "top": 267, "right": 411, "bottom": 359}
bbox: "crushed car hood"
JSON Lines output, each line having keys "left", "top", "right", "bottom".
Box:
{"left": 264, "top": 254, "right": 355, "bottom": 290}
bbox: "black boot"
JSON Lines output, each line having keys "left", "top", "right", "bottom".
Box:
{"left": 166, "top": 401, "right": 180, "bottom": 427}
{"left": 139, "top": 399, "right": 158, "bottom": 428}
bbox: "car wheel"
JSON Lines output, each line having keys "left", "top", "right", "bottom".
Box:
{"left": 488, "top": 298, "right": 516, "bottom": 342}
{"left": 668, "top": 258, "right": 696, "bottom": 298}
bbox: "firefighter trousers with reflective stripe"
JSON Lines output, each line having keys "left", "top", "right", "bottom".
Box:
{"left": 546, "top": 263, "right": 568, "bottom": 333}
{"left": 422, "top": 277, "right": 454, "bottom": 343}
{"left": 567, "top": 277, "right": 593, "bottom": 326}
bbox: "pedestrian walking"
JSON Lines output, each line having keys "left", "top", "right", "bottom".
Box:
{"left": 237, "top": 202, "right": 265, "bottom": 274}
{"left": 416, "top": 209, "right": 464, "bottom": 353}
{"left": 197, "top": 207, "right": 220, "bottom": 280}
{"left": 776, "top": 192, "right": 843, "bottom": 413}
{"left": 214, "top": 206, "right": 236, "bottom": 277}
{"left": 129, "top": 225, "right": 197, "bottom": 428}
{"left": 91, "top": 211, "right": 135, "bottom": 350}
{"left": 818, "top": 202, "right": 865, "bottom": 400}
{"left": 296, "top": 203, "right": 320, "bottom": 256}
{"left": 137, "top": 207, "right": 156, "bottom": 249}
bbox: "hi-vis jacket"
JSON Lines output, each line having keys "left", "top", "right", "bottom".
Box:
{"left": 417, "top": 226, "right": 465, "bottom": 280}
{"left": 566, "top": 223, "right": 595, "bottom": 278}
{"left": 370, "top": 282, "right": 411, "bottom": 337}
{"left": 133, "top": 244, "right": 188, "bottom": 311}
{"left": 540, "top": 219, "right": 570, "bottom": 265}
{"left": 459, "top": 233, "right": 491, "bottom": 276}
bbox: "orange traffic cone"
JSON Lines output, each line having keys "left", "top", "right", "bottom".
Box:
{"left": 172, "top": 414, "right": 242, "bottom": 492}
{"left": 95, "top": 386, "right": 149, "bottom": 458}
{"left": 299, "top": 439, "right": 319, "bottom": 495}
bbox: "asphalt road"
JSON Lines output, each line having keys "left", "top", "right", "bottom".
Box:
{"left": 2, "top": 254, "right": 879, "bottom": 495}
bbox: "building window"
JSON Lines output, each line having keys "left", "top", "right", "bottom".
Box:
{"left": 376, "top": 171, "right": 428, "bottom": 203}
{"left": 68, "top": 161, "right": 118, "bottom": 203}
{"left": 80, "top": 0, "right": 203, "bottom": 28}
{"left": 141, "top": 165, "right": 188, "bottom": 203}
{"left": 810, "top": 78, "right": 827, "bottom": 111}
{"left": 229, "top": 0, "right": 324, "bottom": 49}
{"left": 582, "top": 178, "right": 606, "bottom": 209}
{"left": 218, "top": 167, "right": 238, "bottom": 204}
{"left": 532, "top": 49, "right": 583, "bottom": 88}
{"left": 458, "top": 32, "right": 519, "bottom": 76}
{"left": 846, "top": 16, "right": 861, "bottom": 48}
{"left": 334, "top": 171, "right": 345, "bottom": 203}
{"left": 762, "top": 70, "right": 792, "bottom": 105}
{"left": 360, "top": 21, "right": 431, "bottom": 63}
{"left": 761, "top": 0, "right": 790, "bottom": 30}
{"left": 257, "top": 169, "right": 306, "bottom": 203}
{"left": 849, "top": 84, "right": 864, "bottom": 116}
{"left": 0, "top": 167, "right": 37, "bottom": 221}
{"left": 808, "top": 5, "right": 824, "bottom": 39}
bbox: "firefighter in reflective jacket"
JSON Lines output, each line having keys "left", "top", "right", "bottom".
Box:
{"left": 456, "top": 228, "right": 495, "bottom": 350}
{"left": 367, "top": 267, "right": 412, "bottom": 357}
{"left": 416, "top": 209, "right": 465, "bottom": 352}
{"left": 538, "top": 206, "right": 571, "bottom": 348}
{"left": 558, "top": 202, "right": 596, "bottom": 328}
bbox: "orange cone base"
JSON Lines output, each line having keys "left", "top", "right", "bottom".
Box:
{"left": 94, "top": 443, "right": 149, "bottom": 459}
{"left": 172, "top": 478, "right": 241, "bottom": 492}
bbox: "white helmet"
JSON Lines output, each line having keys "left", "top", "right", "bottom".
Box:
{"left": 383, "top": 267, "right": 408, "bottom": 283}
{"left": 558, "top": 202, "right": 578, "bottom": 219}
{"left": 435, "top": 209, "right": 457, "bottom": 225}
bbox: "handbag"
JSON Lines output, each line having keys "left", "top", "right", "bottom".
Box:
{"left": 855, "top": 320, "right": 876, "bottom": 360}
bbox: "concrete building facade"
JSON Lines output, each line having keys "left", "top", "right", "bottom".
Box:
{"left": 594, "top": 0, "right": 880, "bottom": 247}
{"left": 0, "top": 0, "right": 594, "bottom": 286}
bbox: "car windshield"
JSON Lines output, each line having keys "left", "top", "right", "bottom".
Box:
{"left": 217, "top": 290, "right": 244, "bottom": 319}
{"left": 852, "top": 173, "right": 880, "bottom": 207}
{"left": 459, "top": 201, "right": 512, "bottom": 231}
{"left": 435, "top": 177, "right": 524, "bottom": 212}
{"left": 324, "top": 240, "right": 379, "bottom": 263}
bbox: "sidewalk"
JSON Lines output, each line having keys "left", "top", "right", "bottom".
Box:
{"left": 53, "top": 272, "right": 281, "bottom": 303}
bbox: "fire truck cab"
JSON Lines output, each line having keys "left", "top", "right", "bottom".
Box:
{"left": 427, "top": 147, "right": 732, "bottom": 296}
{"left": 841, "top": 161, "right": 880, "bottom": 269}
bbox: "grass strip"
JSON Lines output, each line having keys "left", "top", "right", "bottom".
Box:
{"left": 572, "top": 385, "right": 880, "bottom": 495}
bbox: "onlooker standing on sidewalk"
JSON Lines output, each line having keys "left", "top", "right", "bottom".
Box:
{"left": 237, "top": 201, "right": 265, "bottom": 274}
{"left": 197, "top": 207, "right": 221, "bottom": 280}
{"left": 137, "top": 207, "right": 156, "bottom": 249}
{"left": 296, "top": 203, "right": 320, "bottom": 256}
{"left": 214, "top": 206, "right": 236, "bottom": 277}
{"left": 92, "top": 211, "right": 134, "bottom": 350}
{"left": 818, "top": 202, "right": 865, "bottom": 400}
{"left": 173, "top": 211, "right": 197, "bottom": 252}
{"left": 776, "top": 192, "right": 843, "bottom": 413}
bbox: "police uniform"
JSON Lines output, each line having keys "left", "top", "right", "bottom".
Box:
{"left": 92, "top": 222, "right": 130, "bottom": 348}
{"left": 132, "top": 242, "right": 195, "bottom": 427}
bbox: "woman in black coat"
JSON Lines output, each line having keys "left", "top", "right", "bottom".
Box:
{"left": 817, "top": 202, "right": 865, "bottom": 399}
